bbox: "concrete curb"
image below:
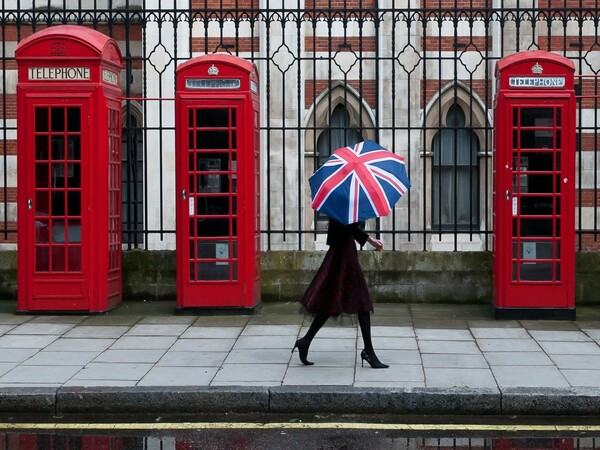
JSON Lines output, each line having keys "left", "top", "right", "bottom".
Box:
{"left": 269, "top": 386, "right": 501, "bottom": 415}
{"left": 0, "top": 387, "right": 56, "bottom": 413}
{"left": 3, "top": 386, "right": 600, "bottom": 417}
{"left": 502, "top": 387, "right": 600, "bottom": 415}
{"left": 56, "top": 386, "right": 271, "bottom": 414}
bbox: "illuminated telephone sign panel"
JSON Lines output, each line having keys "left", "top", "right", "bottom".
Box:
{"left": 175, "top": 54, "right": 261, "bottom": 312}
{"left": 492, "top": 50, "right": 576, "bottom": 319}
{"left": 15, "top": 25, "right": 123, "bottom": 313}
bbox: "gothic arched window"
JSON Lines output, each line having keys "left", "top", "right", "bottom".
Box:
{"left": 316, "top": 104, "right": 362, "bottom": 165}
{"left": 432, "top": 104, "right": 480, "bottom": 231}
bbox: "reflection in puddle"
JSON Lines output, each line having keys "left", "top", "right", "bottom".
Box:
{"left": 0, "top": 431, "right": 598, "bottom": 450}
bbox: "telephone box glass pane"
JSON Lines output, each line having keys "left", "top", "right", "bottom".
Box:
{"left": 35, "top": 108, "right": 49, "bottom": 132}
{"left": 35, "top": 218, "right": 49, "bottom": 244}
{"left": 188, "top": 106, "right": 239, "bottom": 283}
{"left": 231, "top": 154, "right": 238, "bottom": 193}
{"left": 67, "top": 107, "right": 80, "bottom": 131}
{"left": 35, "top": 136, "right": 49, "bottom": 160}
{"left": 52, "top": 138, "right": 65, "bottom": 160}
{"left": 189, "top": 238, "right": 195, "bottom": 260}
{"left": 197, "top": 130, "right": 229, "bottom": 149}
{"left": 195, "top": 108, "right": 230, "bottom": 127}
{"left": 518, "top": 218, "right": 553, "bottom": 237}
{"left": 51, "top": 219, "right": 78, "bottom": 243}
{"left": 528, "top": 151, "right": 553, "bottom": 171}
{"left": 525, "top": 174, "right": 553, "bottom": 194}
{"left": 519, "top": 196, "right": 553, "bottom": 215}
{"left": 34, "top": 105, "right": 82, "bottom": 274}
{"left": 519, "top": 130, "right": 554, "bottom": 149}
{"left": 511, "top": 105, "right": 562, "bottom": 283}
{"left": 68, "top": 191, "right": 81, "bottom": 216}
{"left": 511, "top": 241, "right": 555, "bottom": 281}
{"left": 51, "top": 189, "right": 65, "bottom": 215}
{"left": 51, "top": 107, "right": 65, "bottom": 132}
{"left": 514, "top": 262, "right": 553, "bottom": 281}
{"left": 517, "top": 107, "right": 557, "bottom": 149}
{"left": 35, "top": 191, "right": 49, "bottom": 216}
{"left": 35, "top": 163, "right": 49, "bottom": 189}
{"left": 68, "top": 136, "right": 81, "bottom": 160}
{"left": 519, "top": 108, "right": 555, "bottom": 126}
{"left": 196, "top": 262, "right": 228, "bottom": 280}
{"left": 52, "top": 247, "right": 66, "bottom": 271}
{"left": 198, "top": 217, "right": 228, "bottom": 235}
{"left": 36, "top": 247, "right": 50, "bottom": 271}
{"left": 68, "top": 245, "right": 82, "bottom": 271}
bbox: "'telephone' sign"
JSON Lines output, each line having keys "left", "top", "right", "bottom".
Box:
{"left": 28, "top": 67, "right": 90, "bottom": 81}
{"left": 102, "top": 69, "right": 118, "bottom": 85}
{"left": 508, "top": 76, "right": 565, "bottom": 88}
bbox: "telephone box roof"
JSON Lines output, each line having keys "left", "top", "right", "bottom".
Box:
{"left": 15, "top": 24, "right": 122, "bottom": 65}
{"left": 176, "top": 53, "right": 256, "bottom": 75}
{"left": 496, "top": 50, "right": 574, "bottom": 74}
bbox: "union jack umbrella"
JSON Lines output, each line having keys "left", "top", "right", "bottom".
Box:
{"left": 309, "top": 140, "right": 411, "bottom": 225}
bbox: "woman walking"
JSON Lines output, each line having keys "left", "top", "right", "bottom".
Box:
{"left": 293, "top": 218, "right": 388, "bottom": 369}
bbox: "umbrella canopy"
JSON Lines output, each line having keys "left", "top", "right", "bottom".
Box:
{"left": 309, "top": 140, "right": 411, "bottom": 225}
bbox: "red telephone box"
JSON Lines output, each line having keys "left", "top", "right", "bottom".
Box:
{"left": 493, "top": 50, "right": 576, "bottom": 319}
{"left": 175, "top": 54, "right": 261, "bottom": 312}
{"left": 15, "top": 25, "right": 123, "bottom": 312}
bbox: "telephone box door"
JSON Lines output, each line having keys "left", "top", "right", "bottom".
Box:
{"left": 24, "top": 97, "right": 90, "bottom": 310}
{"left": 496, "top": 97, "right": 575, "bottom": 314}
{"left": 16, "top": 24, "right": 123, "bottom": 313}
{"left": 177, "top": 99, "right": 245, "bottom": 307}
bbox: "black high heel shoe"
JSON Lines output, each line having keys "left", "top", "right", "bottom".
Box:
{"left": 292, "top": 338, "right": 314, "bottom": 365}
{"left": 360, "top": 349, "right": 389, "bottom": 369}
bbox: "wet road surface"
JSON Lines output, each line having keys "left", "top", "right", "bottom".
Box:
{"left": 2, "top": 414, "right": 600, "bottom": 449}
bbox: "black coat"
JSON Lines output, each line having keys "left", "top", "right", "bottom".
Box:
{"left": 326, "top": 219, "right": 369, "bottom": 247}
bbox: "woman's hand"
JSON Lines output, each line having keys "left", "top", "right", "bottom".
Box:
{"left": 367, "top": 236, "right": 383, "bottom": 251}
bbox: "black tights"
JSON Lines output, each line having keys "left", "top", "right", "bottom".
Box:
{"left": 303, "top": 313, "right": 328, "bottom": 342}
{"left": 357, "top": 312, "right": 374, "bottom": 353}
{"left": 303, "top": 312, "right": 374, "bottom": 352}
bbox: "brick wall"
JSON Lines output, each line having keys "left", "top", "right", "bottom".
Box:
{"left": 305, "top": 80, "right": 377, "bottom": 109}
{"left": 191, "top": 37, "right": 260, "bottom": 54}
{"left": 192, "top": 0, "right": 259, "bottom": 7}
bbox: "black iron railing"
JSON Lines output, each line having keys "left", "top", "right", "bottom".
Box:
{"left": 1, "top": 4, "right": 599, "bottom": 251}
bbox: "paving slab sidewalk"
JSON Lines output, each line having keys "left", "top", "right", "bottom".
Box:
{"left": 1, "top": 300, "right": 600, "bottom": 416}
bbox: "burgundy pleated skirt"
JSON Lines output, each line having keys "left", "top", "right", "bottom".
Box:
{"left": 300, "top": 238, "right": 373, "bottom": 316}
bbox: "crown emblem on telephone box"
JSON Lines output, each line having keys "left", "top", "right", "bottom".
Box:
{"left": 208, "top": 64, "right": 219, "bottom": 75}
{"left": 531, "top": 62, "right": 543, "bottom": 74}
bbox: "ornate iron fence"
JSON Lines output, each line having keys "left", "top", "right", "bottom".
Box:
{"left": 1, "top": 3, "right": 599, "bottom": 251}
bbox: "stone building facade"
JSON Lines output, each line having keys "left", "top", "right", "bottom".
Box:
{"left": 1, "top": 0, "right": 599, "bottom": 258}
